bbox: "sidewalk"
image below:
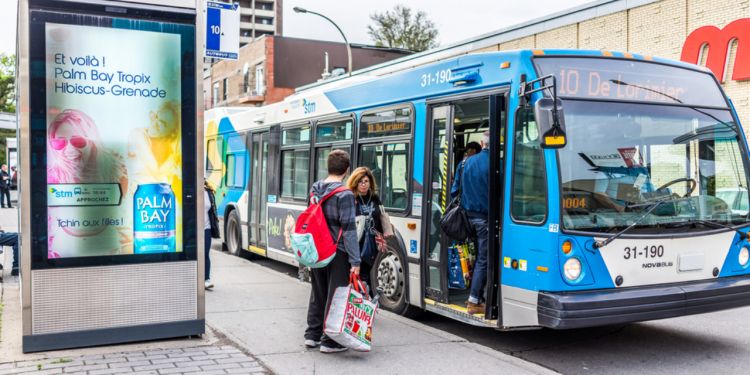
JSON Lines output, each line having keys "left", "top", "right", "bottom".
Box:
{"left": 206, "top": 251, "right": 555, "bottom": 375}
{"left": 0, "top": 208, "right": 269, "bottom": 374}
{"left": 0, "top": 271, "right": 269, "bottom": 374}
{"left": 0, "top": 204, "right": 555, "bottom": 374}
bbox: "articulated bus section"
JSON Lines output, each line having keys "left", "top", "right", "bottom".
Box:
{"left": 205, "top": 49, "right": 750, "bottom": 330}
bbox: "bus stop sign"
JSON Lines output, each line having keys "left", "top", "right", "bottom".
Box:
{"left": 205, "top": 1, "right": 240, "bottom": 60}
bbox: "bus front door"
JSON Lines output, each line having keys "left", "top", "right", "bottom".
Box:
{"left": 424, "top": 104, "right": 452, "bottom": 303}
{"left": 422, "top": 94, "right": 505, "bottom": 322}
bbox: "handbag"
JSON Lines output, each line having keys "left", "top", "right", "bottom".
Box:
{"left": 440, "top": 160, "right": 475, "bottom": 241}
{"left": 379, "top": 205, "right": 394, "bottom": 237}
{"left": 207, "top": 189, "right": 221, "bottom": 239}
{"left": 360, "top": 225, "right": 379, "bottom": 265}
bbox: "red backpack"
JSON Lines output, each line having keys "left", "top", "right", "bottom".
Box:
{"left": 291, "top": 186, "right": 349, "bottom": 268}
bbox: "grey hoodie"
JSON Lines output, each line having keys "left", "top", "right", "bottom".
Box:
{"left": 311, "top": 180, "right": 361, "bottom": 266}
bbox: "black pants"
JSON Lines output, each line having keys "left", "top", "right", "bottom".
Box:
{"left": 204, "top": 228, "right": 212, "bottom": 280}
{"left": 0, "top": 188, "right": 10, "bottom": 208}
{"left": 305, "top": 250, "right": 351, "bottom": 345}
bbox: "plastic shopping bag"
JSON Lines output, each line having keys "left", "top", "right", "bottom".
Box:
{"left": 324, "top": 274, "right": 378, "bottom": 351}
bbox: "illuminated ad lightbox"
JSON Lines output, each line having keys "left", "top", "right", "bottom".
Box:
{"left": 29, "top": 9, "right": 197, "bottom": 268}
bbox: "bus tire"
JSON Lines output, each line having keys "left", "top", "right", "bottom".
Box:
{"left": 371, "top": 239, "right": 421, "bottom": 318}
{"left": 226, "top": 210, "right": 242, "bottom": 256}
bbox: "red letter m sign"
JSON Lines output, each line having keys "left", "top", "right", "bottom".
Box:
{"left": 681, "top": 19, "right": 750, "bottom": 83}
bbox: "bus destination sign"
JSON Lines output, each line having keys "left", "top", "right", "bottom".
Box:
{"left": 535, "top": 57, "right": 727, "bottom": 107}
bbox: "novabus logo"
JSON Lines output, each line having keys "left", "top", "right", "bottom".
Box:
{"left": 680, "top": 18, "right": 750, "bottom": 83}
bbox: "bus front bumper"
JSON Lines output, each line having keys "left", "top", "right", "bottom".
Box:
{"left": 537, "top": 276, "right": 750, "bottom": 329}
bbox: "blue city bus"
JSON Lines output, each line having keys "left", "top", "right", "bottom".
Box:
{"left": 205, "top": 49, "right": 750, "bottom": 329}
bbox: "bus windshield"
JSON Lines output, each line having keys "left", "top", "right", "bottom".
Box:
{"left": 558, "top": 100, "right": 750, "bottom": 233}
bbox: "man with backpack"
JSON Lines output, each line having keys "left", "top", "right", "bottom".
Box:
{"left": 303, "top": 150, "right": 360, "bottom": 353}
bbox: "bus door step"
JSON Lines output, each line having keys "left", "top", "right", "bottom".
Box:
{"left": 423, "top": 299, "right": 496, "bottom": 327}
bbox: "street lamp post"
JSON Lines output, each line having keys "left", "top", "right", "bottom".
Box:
{"left": 293, "top": 6, "right": 352, "bottom": 77}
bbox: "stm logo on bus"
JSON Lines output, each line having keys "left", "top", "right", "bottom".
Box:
{"left": 303, "top": 99, "right": 316, "bottom": 114}
{"left": 681, "top": 18, "right": 750, "bottom": 83}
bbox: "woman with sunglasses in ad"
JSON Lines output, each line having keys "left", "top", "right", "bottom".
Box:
{"left": 47, "top": 109, "right": 129, "bottom": 258}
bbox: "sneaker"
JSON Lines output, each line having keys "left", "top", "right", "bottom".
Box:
{"left": 304, "top": 339, "right": 321, "bottom": 348}
{"left": 466, "top": 301, "right": 485, "bottom": 315}
{"left": 320, "top": 344, "right": 348, "bottom": 353}
{"left": 204, "top": 279, "right": 214, "bottom": 289}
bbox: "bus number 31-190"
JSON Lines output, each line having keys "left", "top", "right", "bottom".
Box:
{"left": 623, "top": 245, "right": 665, "bottom": 260}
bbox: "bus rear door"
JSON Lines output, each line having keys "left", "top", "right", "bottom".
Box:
{"left": 248, "top": 131, "right": 270, "bottom": 255}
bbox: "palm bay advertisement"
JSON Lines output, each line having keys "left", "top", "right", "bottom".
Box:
{"left": 45, "top": 22, "right": 183, "bottom": 259}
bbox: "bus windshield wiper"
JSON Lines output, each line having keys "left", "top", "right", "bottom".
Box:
{"left": 665, "top": 219, "right": 749, "bottom": 240}
{"left": 594, "top": 197, "right": 682, "bottom": 249}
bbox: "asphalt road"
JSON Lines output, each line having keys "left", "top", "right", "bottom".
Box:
{"left": 243, "top": 254, "right": 750, "bottom": 375}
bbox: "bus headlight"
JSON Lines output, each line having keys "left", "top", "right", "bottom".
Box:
{"left": 563, "top": 258, "right": 582, "bottom": 281}
{"left": 739, "top": 247, "right": 750, "bottom": 267}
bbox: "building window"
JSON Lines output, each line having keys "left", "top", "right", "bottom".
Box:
{"left": 222, "top": 78, "right": 228, "bottom": 101}
{"left": 212, "top": 82, "right": 219, "bottom": 106}
{"left": 243, "top": 63, "right": 250, "bottom": 93}
{"left": 255, "top": 63, "right": 265, "bottom": 94}
{"left": 240, "top": 15, "right": 253, "bottom": 23}
{"left": 256, "top": 16, "right": 273, "bottom": 25}
{"left": 255, "top": 1, "right": 273, "bottom": 10}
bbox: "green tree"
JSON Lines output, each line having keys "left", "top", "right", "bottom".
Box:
{"left": 367, "top": 5, "right": 439, "bottom": 52}
{"left": 0, "top": 53, "right": 15, "bottom": 113}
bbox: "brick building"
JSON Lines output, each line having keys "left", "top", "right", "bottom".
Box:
{"left": 204, "top": 36, "right": 412, "bottom": 108}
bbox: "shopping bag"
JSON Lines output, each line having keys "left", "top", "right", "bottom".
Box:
{"left": 447, "top": 245, "right": 466, "bottom": 289}
{"left": 324, "top": 274, "right": 378, "bottom": 351}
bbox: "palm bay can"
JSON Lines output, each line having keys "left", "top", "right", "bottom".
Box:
{"left": 133, "top": 183, "right": 176, "bottom": 254}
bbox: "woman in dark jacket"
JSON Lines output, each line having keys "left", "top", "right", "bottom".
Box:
{"left": 204, "top": 180, "right": 221, "bottom": 289}
{"left": 346, "top": 167, "right": 393, "bottom": 294}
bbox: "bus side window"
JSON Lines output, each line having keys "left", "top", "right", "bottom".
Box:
{"left": 511, "top": 107, "right": 547, "bottom": 223}
{"left": 225, "top": 135, "right": 247, "bottom": 189}
{"left": 359, "top": 142, "right": 409, "bottom": 210}
{"left": 280, "top": 126, "right": 312, "bottom": 200}
{"left": 206, "top": 137, "right": 224, "bottom": 189}
{"left": 281, "top": 149, "right": 310, "bottom": 200}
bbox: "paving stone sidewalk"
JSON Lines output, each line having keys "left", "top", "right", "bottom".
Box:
{"left": 0, "top": 345, "right": 270, "bottom": 375}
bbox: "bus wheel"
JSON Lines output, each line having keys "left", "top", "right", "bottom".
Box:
{"left": 373, "top": 246, "right": 410, "bottom": 315}
{"left": 226, "top": 210, "right": 242, "bottom": 256}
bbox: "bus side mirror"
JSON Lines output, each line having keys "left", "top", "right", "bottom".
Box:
{"left": 535, "top": 97, "right": 567, "bottom": 149}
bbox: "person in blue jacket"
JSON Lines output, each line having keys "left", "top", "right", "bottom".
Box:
{"left": 451, "top": 132, "right": 490, "bottom": 315}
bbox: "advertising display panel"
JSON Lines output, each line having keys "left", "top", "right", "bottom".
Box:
{"left": 28, "top": 6, "right": 197, "bottom": 268}
{"left": 20, "top": 0, "right": 203, "bottom": 352}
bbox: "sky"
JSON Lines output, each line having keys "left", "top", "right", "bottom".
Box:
{"left": 283, "top": 0, "right": 593, "bottom": 47}
{"left": 0, "top": 0, "right": 595, "bottom": 55}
